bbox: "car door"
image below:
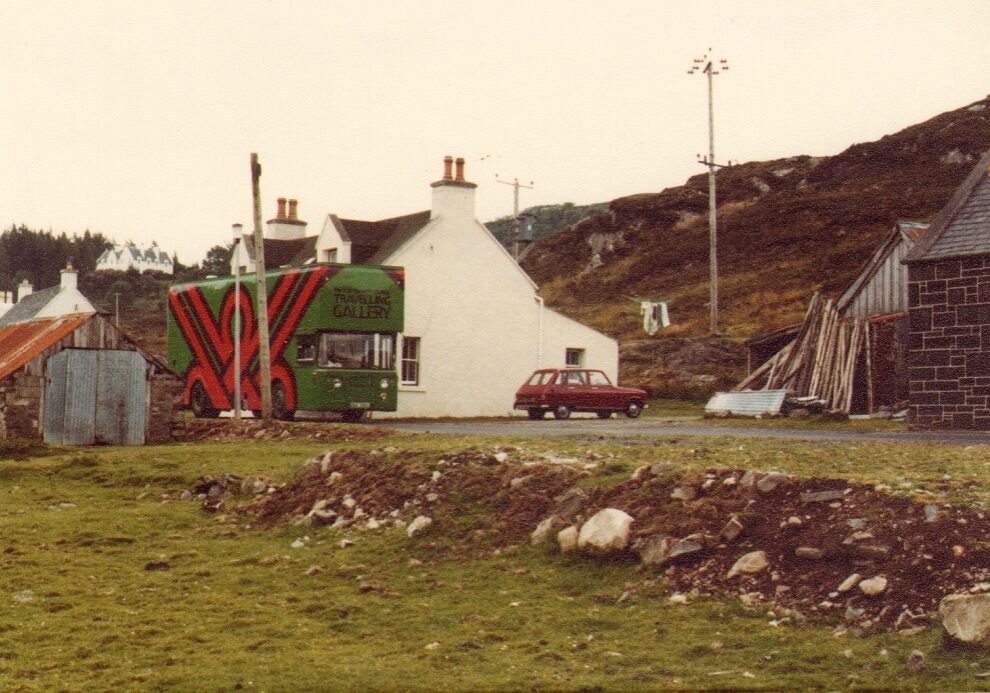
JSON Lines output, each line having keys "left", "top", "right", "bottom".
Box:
{"left": 586, "top": 370, "right": 618, "bottom": 410}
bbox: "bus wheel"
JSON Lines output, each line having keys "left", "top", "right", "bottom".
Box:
{"left": 341, "top": 410, "right": 366, "bottom": 423}
{"left": 190, "top": 383, "right": 219, "bottom": 419}
{"left": 272, "top": 384, "right": 295, "bottom": 422}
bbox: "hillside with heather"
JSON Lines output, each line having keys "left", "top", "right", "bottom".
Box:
{"left": 520, "top": 95, "right": 990, "bottom": 394}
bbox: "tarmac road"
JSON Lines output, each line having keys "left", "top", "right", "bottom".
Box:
{"left": 378, "top": 416, "right": 990, "bottom": 445}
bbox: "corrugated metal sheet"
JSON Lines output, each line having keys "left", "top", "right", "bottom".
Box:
{"left": 705, "top": 390, "right": 788, "bottom": 416}
{"left": 0, "top": 315, "right": 89, "bottom": 380}
{"left": 44, "top": 349, "right": 148, "bottom": 445}
{"left": 94, "top": 351, "right": 147, "bottom": 446}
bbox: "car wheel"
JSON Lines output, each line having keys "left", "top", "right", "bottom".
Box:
{"left": 272, "top": 383, "right": 295, "bottom": 421}
{"left": 341, "top": 409, "right": 366, "bottom": 423}
{"left": 190, "top": 382, "right": 219, "bottom": 419}
{"left": 597, "top": 411, "right": 612, "bottom": 419}
{"left": 625, "top": 401, "right": 643, "bottom": 419}
{"left": 553, "top": 404, "right": 571, "bottom": 420}
{"left": 527, "top": 408, "right": 546, "bottom": 420}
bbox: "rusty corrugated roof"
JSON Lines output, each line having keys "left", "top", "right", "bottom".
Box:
{"left": 0, "top": 315, "right": 90, "bottom": 380}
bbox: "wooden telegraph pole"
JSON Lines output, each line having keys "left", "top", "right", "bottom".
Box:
{"left": 251, "top": 153, "right": 273, "bottom": 421}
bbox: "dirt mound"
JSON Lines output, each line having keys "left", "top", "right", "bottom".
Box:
{"left": 237, "top": 447, "right": 583, "bottom": 543}
{"left": 219, "top": 449, "right": 990, "bottom": 632}
{"left": 177, "top": 419, "right": 396, "bottom": 443}
{"left": 621, "top": 336, "right": 745, "bottom": 398}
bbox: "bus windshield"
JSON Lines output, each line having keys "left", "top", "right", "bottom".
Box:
{"left": 317, "top": 332, "right": 395, "bottom": 370}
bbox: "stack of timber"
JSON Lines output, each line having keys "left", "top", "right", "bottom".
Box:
{"left": 734, "top": 293, "right": 871, "bottom": 413}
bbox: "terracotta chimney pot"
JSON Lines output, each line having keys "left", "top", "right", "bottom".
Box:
{"left": 276, "top": 197, "right": 287, "bottom": 219}
{"left": 442, "top": 156, "right": 454, "bottom": 181}
{"left": 455, "top": 157, "right": 465, "bottom": 182}
{"left": 288, "top": 199, "right": 298, "bottom": 220}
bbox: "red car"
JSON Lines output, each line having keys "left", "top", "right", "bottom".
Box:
{"left": 514, "top": 368, "right": 647, "bottom": 420}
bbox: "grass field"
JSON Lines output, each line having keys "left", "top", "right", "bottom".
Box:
{"left": 1, "top": 431, "right": 989, "bottom": 691}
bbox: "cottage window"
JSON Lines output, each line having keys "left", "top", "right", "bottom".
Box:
{"left": 401, "top": 337, "right": 420, "bottom": 386}
{"left": 565, "top": 348, "right": 584, "bottom": 367}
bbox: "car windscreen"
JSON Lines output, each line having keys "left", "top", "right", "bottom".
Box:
{"left": 527, "top": 372, "right": 555, "bottom": 385}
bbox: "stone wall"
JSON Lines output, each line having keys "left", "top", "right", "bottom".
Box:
{"left": 149, "top": 372, "right": 184, "bottom": 444}
{"left": 0, "top": 373, "right": 43, "bottom": 439}
{"left": 907, "top": 255, "right": 990, "bottom": 429}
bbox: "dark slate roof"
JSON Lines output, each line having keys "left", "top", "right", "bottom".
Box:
{"left": 334, "top": 210, "right": 431, "bottom": 264}
{"left": 0, "top": 287, "right": 60, "bottom": 327}
{"left": 241, "top": 236, "right": 319, "bottom": 268}
{"left": 904, "top": 151, "right": 990, "bottom": 263}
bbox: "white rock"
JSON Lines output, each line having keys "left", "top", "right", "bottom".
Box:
{"left": 531, "top": 516, "right": 566, "bottom": 545}
{"left": 557, "top": 526, "right": 579, "bottom": 553}
{"left": 406, "top": 515, "right": 433, "bottom": 537}
{"left": 493, "top": 452, "right": 509, "bottom": 463}
{"left": 859, "top": 576, "right": 888, "bottom": 596}
{"left": 837, "top": 573, "right": 862, "bottom": 593}
{"left": 290, "top": 539, "right": 305, "bottom": 549}
{"left": 342, "top": 496, "right": 356, "bottom": 509}
{"left": 939, "top": 593, "right": 990, "bottom": 643}
{"left": 327, "top": 471, "right": 343, "bottom": 485}
{"left": 727, "top": 551, "right": 768, "bottom": 578}
{"left": 577, "top": 508, "right": 634, "bottom": 554}
{"left": 319, "top": 452, "right": 334, "bottom": 474}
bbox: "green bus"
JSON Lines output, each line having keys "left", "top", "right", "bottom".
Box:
{"left": 167, "top": 263, "right": 404, "bottom": 422}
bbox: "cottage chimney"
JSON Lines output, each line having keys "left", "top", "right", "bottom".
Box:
{"left": 431, "top": 155, "right": 477, "bottom": 220}
{"left": 60, "top": 262, "right": 77, "bottom": 291}
{"left": 16, "top": 279, "right": 33, "bottom": 302}
{"left": 266, "top": 197, "right": 308, "bottom": 240}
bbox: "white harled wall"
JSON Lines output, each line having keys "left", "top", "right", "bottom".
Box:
{"left": 376, "top": 178, "right": 618, "bottom": 418}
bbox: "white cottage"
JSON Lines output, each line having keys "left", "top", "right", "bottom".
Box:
{"left": 234, "top": 157, "right": 618, "bottom": 418}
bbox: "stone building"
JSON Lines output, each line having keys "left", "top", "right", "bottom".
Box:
{"left": 903, "top": 151, "right": 990, "bottom": 429}
{"left": 0, "top": 266, "right": 180, "bottom": 444}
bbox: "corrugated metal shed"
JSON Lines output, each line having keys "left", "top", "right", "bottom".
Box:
{"left": 705, "top": 390, "right": 788, "bottom": 417}
{"left": 838, "top": 221, "right": 928, "bottom": 318}
{"left": 0, "top": 315, "right": 89, "bottom": 379}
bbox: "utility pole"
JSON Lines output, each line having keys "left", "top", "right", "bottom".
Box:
{"left": 496, "top": 175, "right": 534, "bottom": 260}
{"left": 688, "top": 49, "right": 730, "bottom": 336}
{"left": 114, "top": 293, "right": 120, "bottom": 326}
{"left": 251, "top": 153, "right": 273, "bottom": 422}
{"left": 231, "top": 223, "right": 243, "bottom": 420}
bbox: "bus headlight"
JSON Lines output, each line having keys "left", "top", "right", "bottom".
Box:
{"left": 333, "top": 378, "right": 342, "bottom": 388}
{"left": 380, "top": 378, "right": 389, "bottom": 389}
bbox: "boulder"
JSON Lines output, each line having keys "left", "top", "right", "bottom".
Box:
{"left": 738, "top": 470, "right": 759, "bottom": 491}
{"left": 757, "top": 473, "right": 788, "bottom": 493}
{"left": 727, "top": 550, "right": 768, "bottom": 578}
{"left": 577, "top": 508, "right": 634, "bottom": 554}
{"left": 667, "top": 538, "right": 703, "bottom": 561}
{"left": 859, "top": 575, "right": 888, "bottom": 596}
{"left": 406, "top": 515, "right": 433, "bottom": 537}
{"left": 837, "top": 573, "right": 862, "bottom": 593}
{"left": 638, "top": 534, "right": 674, "bottom": 565}
{"left": 939, "top": 593, "right": 990, "bottom": 643}
{"left": 551, "top": 488, "right": 588, "bottom": 521}
{"left": 795, "top": 547, "right": 824, "bottom": 560}
{"left": 557, "top": 526, "right": 579, "bottom": 553}
{"left": 531, "top": 516, "right": 566, "bottom": 545}
{"left": 670, "top": 486, "right": 696, "bottom": 502}
{"left": 721, "top": 515, "right": 744, "bottom": 542}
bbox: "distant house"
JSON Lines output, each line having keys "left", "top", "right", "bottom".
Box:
{"left": 0, "top": 266, "right": 180, "bottom": 444}
{"left": 232, "top": 157, "right": 618, "bottom": 418}
{"left": 903, "top": 150, "right": 990, "bottom": 429}
{"left": 96, "top": 241, "right": 174, "bottom": 274}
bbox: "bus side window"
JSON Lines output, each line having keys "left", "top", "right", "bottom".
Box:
{"left": 297, "top": 335, "right": 316, "bottom": 363}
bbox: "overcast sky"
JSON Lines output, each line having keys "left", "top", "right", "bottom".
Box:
{"left": 2, "top": 0, "right": 988, "bottom": 265}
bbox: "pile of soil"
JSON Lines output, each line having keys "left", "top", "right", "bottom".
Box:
{"left": 220, "top": 448, "right": 990, "bottom": 631}
{"left": 177, "top": 419, "right": 396, "bottom": 443}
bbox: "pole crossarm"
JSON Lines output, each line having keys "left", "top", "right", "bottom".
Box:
{"left": 495, "top": 175, "right": 535, "bottom": 260}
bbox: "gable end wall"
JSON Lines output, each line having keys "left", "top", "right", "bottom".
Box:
{"left": 907, "top": 255, "right": 990, "bottom": 429}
